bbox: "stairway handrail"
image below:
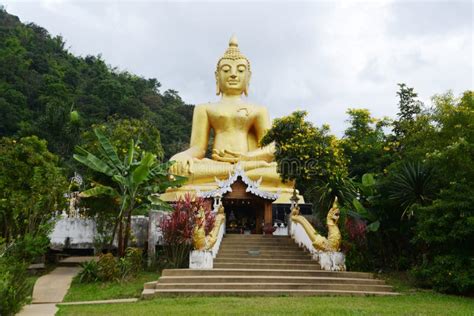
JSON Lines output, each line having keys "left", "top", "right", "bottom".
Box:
{"left": 290, "top": 209, "right": 346, "bottom": 271}
{"left": 290, "top": 214, "right": 319, "bottom": 256}
{"left": 207, "top": 211, "right": 226, "bottom": 258}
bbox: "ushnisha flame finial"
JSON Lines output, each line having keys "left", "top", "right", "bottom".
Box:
{"left": 216, "top": 35, "right": 251, "bottom": 70}
{"left": 229, "top": 34, "right": 238, "bottom": 47}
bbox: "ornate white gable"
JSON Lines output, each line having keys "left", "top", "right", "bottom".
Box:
{"left": 195, "top": 163, "right": 280, "bottom": 200}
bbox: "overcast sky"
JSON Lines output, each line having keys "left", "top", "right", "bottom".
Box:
{"left": 3, "top": 0, "right": 473, "bottom": 135}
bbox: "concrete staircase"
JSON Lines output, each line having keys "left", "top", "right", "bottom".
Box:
{"left": 142, "top": 235, "right": 397, "bottom": 297}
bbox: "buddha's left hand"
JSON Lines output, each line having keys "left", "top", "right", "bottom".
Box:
{"left": 212, "top": 149, "right": 256, "bottom": 163}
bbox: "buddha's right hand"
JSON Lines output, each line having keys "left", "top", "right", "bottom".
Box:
{"left": 169, "top": 153, "right": 194, "bottom": 175}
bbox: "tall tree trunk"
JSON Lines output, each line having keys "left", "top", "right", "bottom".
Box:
{"left": 118, "top": 219, "right": 124, "bottom": 257}
{"left": 123, "top": 209, "right": 133, "bottom": 256}
{"left": 109, "top": 214, "right": 121, "bottom": 253}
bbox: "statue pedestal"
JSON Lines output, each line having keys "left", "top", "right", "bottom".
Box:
{"left": 318, "top": 252, "right": 346, "bottom": 271}
{"left": 189, "top": 250, "right": 213, "bottom": 269}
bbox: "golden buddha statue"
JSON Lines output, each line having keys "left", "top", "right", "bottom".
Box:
{"left": 162, "top": 36, "right": 298, "bottom": 203}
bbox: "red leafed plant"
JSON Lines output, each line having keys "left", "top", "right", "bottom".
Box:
{"left": 345, "top": 217, "right": 367, "bottom": 243}
{"left": 159, "top": 193, "right": 214, "bottom": 268}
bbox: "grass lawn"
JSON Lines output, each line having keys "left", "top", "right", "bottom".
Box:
{"left": 59, "top": 271, "right": 473, "bottom": 315}
{"left": 62, "top": 271, "right": 160, "bottom": 302}
{"left": 57, "top": 292, "right": 474, "bottom": 315}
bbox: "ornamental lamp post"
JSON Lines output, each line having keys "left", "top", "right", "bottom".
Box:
{"left": 290, "top": 186, "right": 299, "bottom": 210}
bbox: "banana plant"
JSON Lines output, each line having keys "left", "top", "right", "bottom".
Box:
{"left": 74, "top": 128, "right": 185, "bottom": 256}
{"left": 349, "top": 173, "right": 380, "bottom": 232}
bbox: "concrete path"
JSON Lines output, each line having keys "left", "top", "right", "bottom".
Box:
{"left": 18, "top": 266, "right": 81, "bottom": 316}
{"left": 58, "top": 298, "right": 138, "bottom": 305}
{"left": 32, "top": 266, "right": 81, "bottom": 303}
{"left": 17, "top": 303, "right": 58, "bottom": 316}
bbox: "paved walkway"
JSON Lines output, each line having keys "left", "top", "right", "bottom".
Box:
{"left": 58, "top": 298, "right": 138, "bottom": 305}
{"left": 18, "top": 266, "right": 81, "bottom": 316}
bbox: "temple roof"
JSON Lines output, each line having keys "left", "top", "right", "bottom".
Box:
{"left": 196, "top": 163, "right": 280, "bottom": 200}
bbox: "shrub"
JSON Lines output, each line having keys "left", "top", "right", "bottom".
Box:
{"left": 77, "top": 260, "right": 99, "bottom": 283}
{"left": 78, "top": 248, "right": 143, "bottom": 283}
{"left": 159, "top": 194, "right": 213, "bottom": 268}
{"left": 97, "top": 253, "right": 119, "bottom": 282}
{"left": 6, "top": 229, "right": 51, "bottom": 262}
{"left": 118, "top": 247, "right": 143, "bottom": 280}
{"left": 0, "top": 258, "right": 29, "bottom": 316}
{"left": 411, "top": 181, "right": 474, "bottom": 294}
{"left": 0, "top": 233, "right": 51, "bottom": 315}
{"left": 411, "top": 255, "right": 474, "bottom": 294}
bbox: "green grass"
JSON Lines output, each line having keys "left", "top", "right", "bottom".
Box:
{"left": 57, "top": 293, "right": 474, "bottom": 316}
{"left": 62, "top": 271, "right": 160, "bottom": 302}
{"left": 59, "top": 271, "right": 473, "bottom": 315}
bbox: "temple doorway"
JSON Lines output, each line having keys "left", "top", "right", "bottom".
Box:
{"left": 219, "top": 178, "right": 274, "bottom": 234}
{"left": 223, "top": 199, "right": 264, "bottom": 234}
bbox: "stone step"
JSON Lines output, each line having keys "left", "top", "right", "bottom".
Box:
{"left": 153, "top": 282, "right": 393, "bottom": 292}
{"left": 213, "top": 262, "right": 321, "bottom": 270}
{"left": 219, "top": 248, "right": 308, "bottom": 255}
{"left": 143, "top": 288, "right": 398, "bottom": 298}
{"left": 157, "top": 275, "right": 385, "bottom": 285}
{"left": 214, "top": 257, "right": 316, "bottom": 265}
{"left": 223, "top": 235, "right": 291, "bottom": 239}
{"left": 222, "top": 237, "right": 295, "bottom": 245}
{"left": 162, "top": 269, "right": 374, "bottom": 279}
{"left": 216, "top": 253, "right": 311, "bottom": 259}
{"left": 219, "top": 245, "right": 302, "bottom": 251}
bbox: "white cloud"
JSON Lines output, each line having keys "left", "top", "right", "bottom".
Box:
{"left": 3, "top": 0, "right": 472, "bottom": 136}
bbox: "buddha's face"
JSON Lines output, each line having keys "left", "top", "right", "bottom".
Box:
{"left": 216, "top": 58, "right": 251, "bottom": 96}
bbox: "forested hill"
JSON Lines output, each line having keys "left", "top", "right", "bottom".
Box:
{"left": 0, "top": 9, "right": 193, "bottom": 161}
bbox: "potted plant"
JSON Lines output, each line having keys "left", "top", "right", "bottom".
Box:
{"left": 262, "top": 223, "right": 276, "bottom": 235}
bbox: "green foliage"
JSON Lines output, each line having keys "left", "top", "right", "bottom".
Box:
{"left": 0, "top": 9, "right": 192, "bottom": 161}
{"left": 77, "top": 260, "right": 99, "bottom": 283}
{"left": 261, "top": 110, "right": 347, "bottom": 194}
{"left": 0, "top": 257, "right": 29, "bottom": 316}
{"left": 341, "top": 108, "right": 392, "bottom": 179}
{"left": 97, "top": 253, "right": 119, "bottom": 282}
{"left": 77, "top": 248, "right": 143, "bottom": 284}
{"left": 388, "top": 162, "right": 434, "bottom": 219}
{"left": 74, "top": 129, "right": 183, "bottom": 256}
{"left": 393, "top": 83, "right": 423, "bottom": 142}
{"left": 412, "top": 255, "right": 474, "bottom": 294}
{"left": 119, "top": 248, "right": 143, "bottom": 279}
{"left": 308, "top": 170, "right": 357, "bottom": 217}
{"left": 0, "top": 234, "right": 48, "bottom": 316}
{"left": 64, "top": 271, "right": 159, "bottom": 302}
{"left": 0, "top": 136, "right": 67, "bottom": 242}
{"left": 80, "top": 117, "right": 164, "bottom": 162}
{"left": 406, "top": 91, "right": 474, "bottom": 294}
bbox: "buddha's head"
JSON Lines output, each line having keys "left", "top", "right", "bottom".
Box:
{"left": 215, "top": 35, "right": 252, "bottom": 97}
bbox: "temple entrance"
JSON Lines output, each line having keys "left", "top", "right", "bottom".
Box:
{"left": 219, "top": 178, "right": 274, "bottom": 234}
{"left": 223, "top": 199, "right": 262, "bottom": 234}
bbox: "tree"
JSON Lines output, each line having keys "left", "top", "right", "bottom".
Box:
{"left": 74, "top": 129, "right": 184, "bottom": 257}
{"left": 410, "top": 91, "right": 474, "bottom": 294}
{"left": 261, "top": 111, "right": 347, "bottom": 195}
{"left": 392, "top": 83, "right": 423, "bottom": 151}
{"left": 341, "top": 108, "right": 392, "bottom": 179}
{"left": 0, "top": 9, "right": 193, "bottom": 165}
{"left": 0, "top": 136, "right": 67, "bottom": 242}
{"left": 80, "top": 117, "right": 164, "bottom": 162}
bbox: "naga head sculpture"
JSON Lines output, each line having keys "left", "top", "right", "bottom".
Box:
{"left": 327, "top": 197, "right": 341, "bottom": 225}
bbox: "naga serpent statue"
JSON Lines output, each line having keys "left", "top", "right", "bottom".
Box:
{"left": 291, "top": 198, "right": 341, "bottom": 252}
{"left": 192, "top": 204, "right": 226, "bottom": 251}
